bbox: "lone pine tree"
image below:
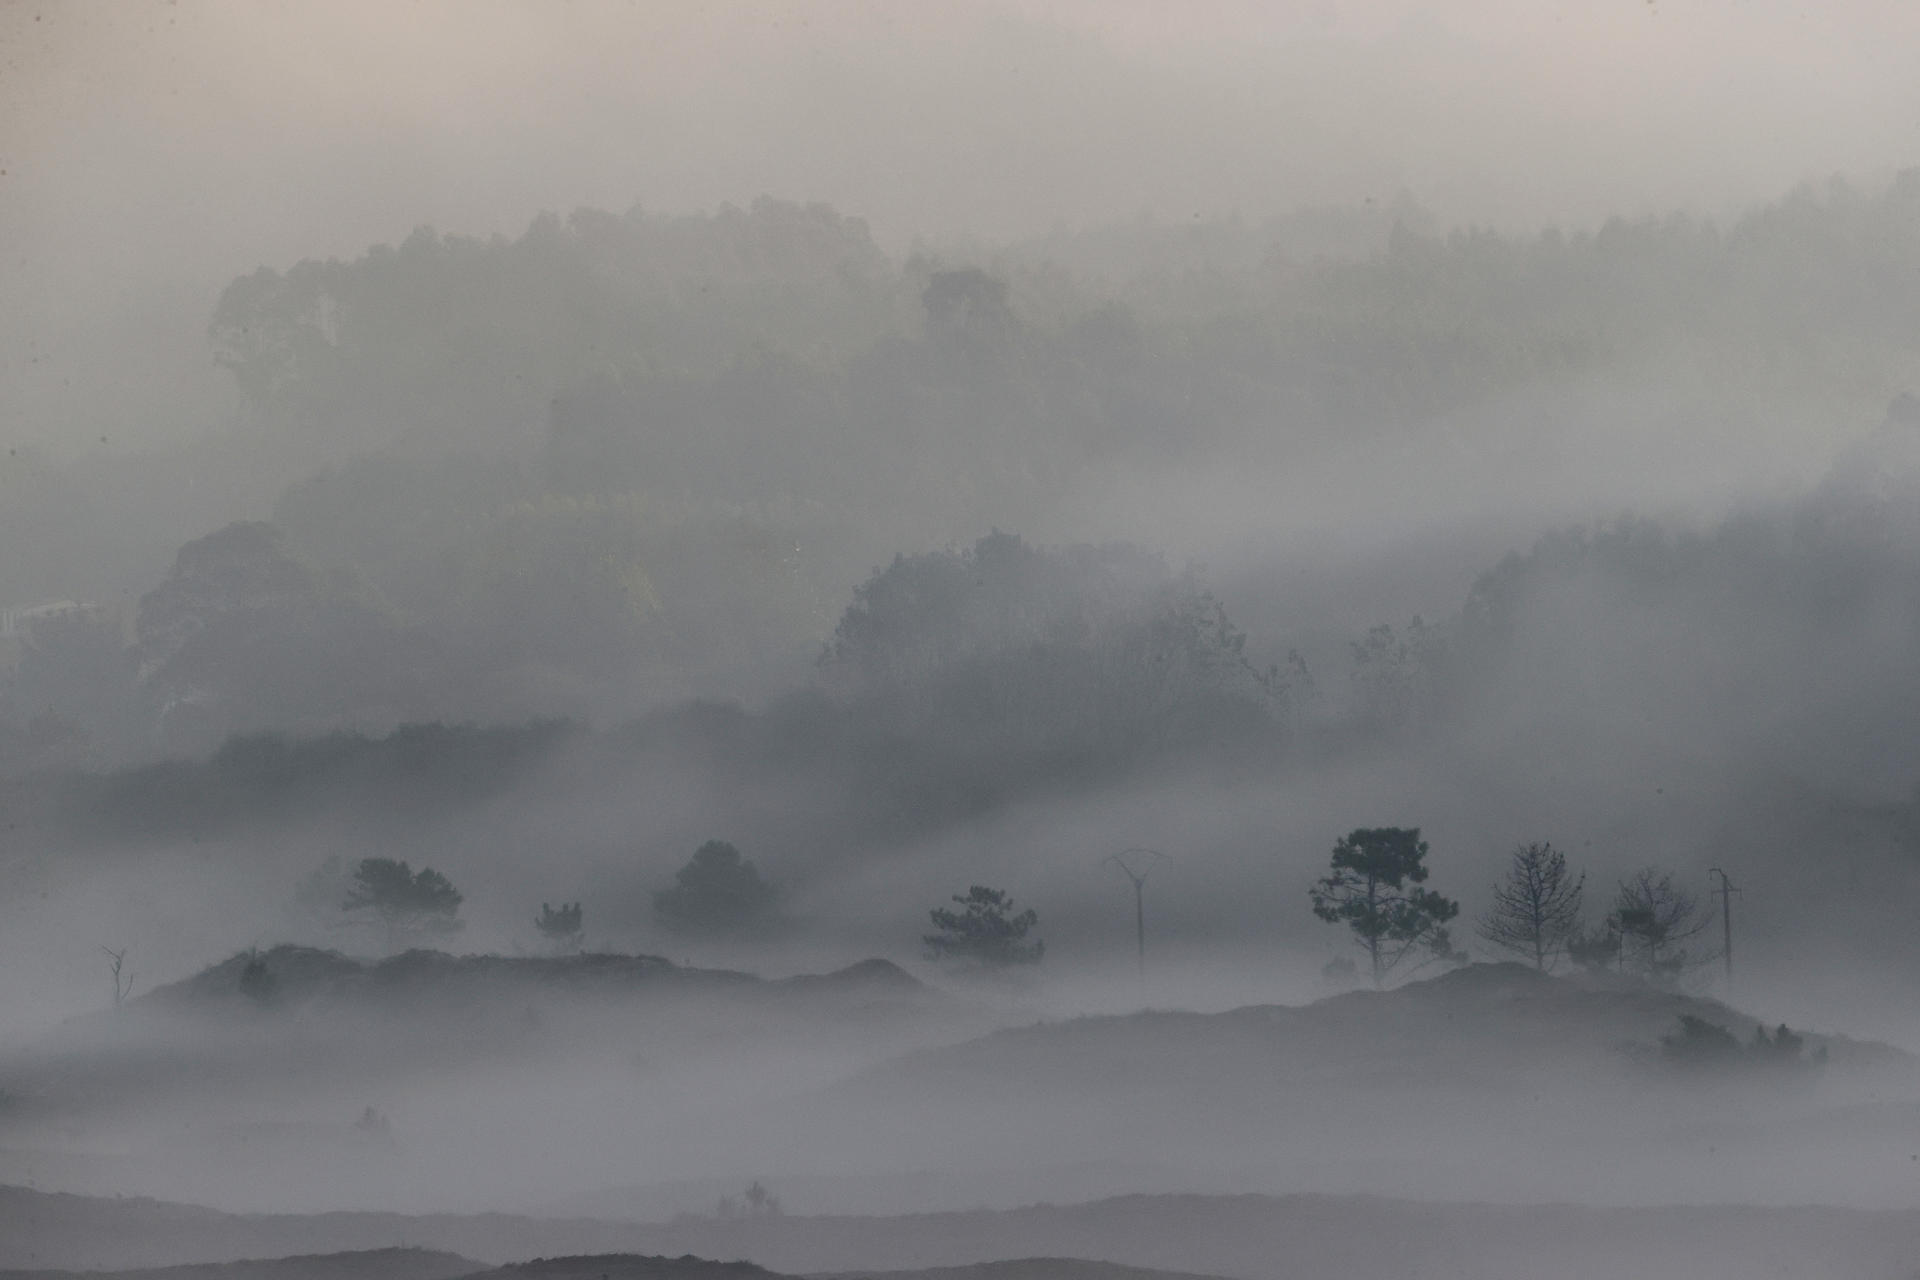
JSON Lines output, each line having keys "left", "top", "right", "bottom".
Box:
{"left": 1310, "top": 827, "right": 1458, "bottom": 987}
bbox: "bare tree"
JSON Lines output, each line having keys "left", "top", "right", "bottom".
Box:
{"left": 1610, "top": 867, "right": 1711, "bottom": 984}
{"left": 100, "top": 946, "right": 133, "bottom": 1009}
{"left": 1476, "top": 842, "right": 1585, "bottom": 971}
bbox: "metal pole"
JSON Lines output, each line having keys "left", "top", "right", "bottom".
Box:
{"left": 1133, "top": 880, "right": 1146, "bottom": 981}
{"left": 1709, "top": 868, "right": 1736, "bottom": 998}
{"left": 1103, "top": 848, "right": 1164, "bottom": 993}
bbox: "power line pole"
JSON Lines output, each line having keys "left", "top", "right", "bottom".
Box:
{"left": 1102, "top": 848, "right": 1165, "bottom": 985}
{"left": 1708, "top": 868, "right": 1739, "bottom": 999}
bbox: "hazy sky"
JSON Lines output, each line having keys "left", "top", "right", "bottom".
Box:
{"left": 4, "top": 0, "right": 1919, "bottom": 454}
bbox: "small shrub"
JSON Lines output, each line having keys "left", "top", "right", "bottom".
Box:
{"left": 238, "top": 952, "right": 279, "bottom": 1004}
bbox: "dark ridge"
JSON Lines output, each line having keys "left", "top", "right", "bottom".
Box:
{"left": 472, "top": 1257, "right": 778, "bottom": 1280}
{"left": 134, "top": 948, "right": 927, "bottom": 1016}
{"left": 775, "top": 959, "right": 925, "bottom": 996}
{"left": 0, "top": 1248, "right": 477, "bottom": 1280}
{"left": 815, "top": 1260, "right": 1234, "bottom": 1280}
{"left": 55, "top": 720, "right": 581, "bottom": 842}
{"left": 15, "top": 1184, "right": 1920, "bottom": 1280}
{"left": 850, "top": 961, "right": 1908, "bottom": 1100}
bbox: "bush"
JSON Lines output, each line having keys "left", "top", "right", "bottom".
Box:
{"left": 1661, "top": 1014, "right": 1825, "bottom": 1077}
{"left": 653, "top": 840, "right": 780, "bottom": 934}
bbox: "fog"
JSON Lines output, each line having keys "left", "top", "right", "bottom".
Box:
{"left": 7, "top": 4, "right": 1920, "bottom": 1278}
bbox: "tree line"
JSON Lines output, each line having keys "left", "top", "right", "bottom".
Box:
{"left": 285, "top": 828, "right": 1714, "bottom": 997}
{"left": 297, "top": 844, "right": 1045, "bottom": 978}
{"left": 1310, "top": 831, "right": 1715, "bottom": 988}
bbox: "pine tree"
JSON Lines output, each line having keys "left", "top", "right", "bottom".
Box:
{"left": 924, "top": 886, "right": 1044, "bottom": 968}
{"left": 1309, "top": 827, "right": 1459, "bottom": 987}
{"left": 535, "top": 901, "right": 585, "bottom": 952}
{"left": 342, "top": 857, "right": 463, "bottom": 953}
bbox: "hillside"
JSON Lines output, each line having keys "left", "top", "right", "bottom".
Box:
{"left": 0, "top": 947, "right": 962, "bottom": 1121}
{"left": 139, "top": 948, "right": 930, "bottom": 1018}
{"left": 0, "top": 948, "right": 988, "bottom": 1213}
{"left": 856, "top": 962, "right": 1905, "bottom": 1101}
{"left": 0, "top": 1238, "right": 1228, "bottom": 1280}
{"left": 10, "top": 1185, "right": 1920, "bottom": 1280}
{"left": 670, "top": 964, "right": 1920, "bottom": 1211}
{"left": 7, "top": 960, "right": 1916, "bottom": 1216}
{"left": 0, "top": 1249, "right": 477, "bottom": 1280}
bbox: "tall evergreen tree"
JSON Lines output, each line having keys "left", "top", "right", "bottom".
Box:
{"left": 924, "top": 886, "right": 1044, "bottom": 969}
{"left": 1310, "top": 827, "right": 1459, "bottom": 987}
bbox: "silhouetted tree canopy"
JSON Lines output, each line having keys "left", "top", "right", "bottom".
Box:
{"left": 822, "top": 531, "right": 1291, "bottom": 762}
{"left": 1566, "top": 922, "right": 1623, "bottom": 975}
{"left": 535, "top": 901, "right": 585, "bottom": 952}
{"left": 343, "top": 856, "right": 464, "bottom": 952}
{"left": 923, "top": 885, "right": 1043, "bottom": 969}
{"left": 653, "top": 840, "right": 781, "bottom": 934}
{"left": 1310, "top": 827, "right": 1459, "bottom": 987}
{"left": 1662, "top": 1016, "right": 1824, "bottom": 1077}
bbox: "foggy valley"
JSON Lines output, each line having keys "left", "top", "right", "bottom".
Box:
{"left": 8, "top": 3, "right": 1920, "bottom": 1277}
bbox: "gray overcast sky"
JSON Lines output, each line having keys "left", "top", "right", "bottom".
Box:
{"left": 4, "top": 0, "right": 1919, "bottom": 454}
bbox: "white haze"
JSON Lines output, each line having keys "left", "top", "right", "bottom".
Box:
{"left": 6, "top": 0, "right": 1920, "bottom": 461}
{"left": 6, "top": 4, "right": 1920, "bottom": 1274}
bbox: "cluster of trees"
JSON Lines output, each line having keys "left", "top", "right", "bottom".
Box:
{"left": 263, "top": 844, "right": 1050, "bottom": 985}
{"left": 32, "top": 388, "right": 1920, "bottom": 805}
{"left": 12, "top": 175, "right": 1920, "bottom": 769}
{"left": 1311, "top": 832, "right": 1718, "bottom": 989}
{"left": 213, "top": 179, "right": 1920, "bottom": 484}
{"left": 1661, "top": 1015, "right": 1824, "bottom": 1076}
{"left": 712, "top": 1181, "right": 783, "bottom": 1221}
{"left": 340, "top": 857, "right": 465, "bottom": 953}
{"left": 534, "top": 901, "right": 583, "bottom": 952}
{"left": 1, "top": 518, "right": 1300, "bottom": 777}
{"left": 821, "top": 531, "right": 1300, "bottom": 770}
{"left": 274, "top": 839, "right": 786, "bottom": 962}
{"left": 306, "top": 831, "right": 1717, "bottom": 995}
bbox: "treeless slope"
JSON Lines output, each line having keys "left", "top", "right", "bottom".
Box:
{"left": 0, "top": 1248, "right": 476, "bottom": 1280}
{"left": 0, "top": 1186, "right": 653, "bottom": 1272}
{"left": 459, "top": 1258, "right": 778, "bottom": 1280}
{"left": 0, "top": 950, "right": 955, "bottom": 1123}
{"left": 547, "top": 1194, "right": 1920, "bottom": 1280}
{"left": 819, "top": 1259, "right": 1232, "bottom": 1280}
{"left": 10, "top": 1186, "right": 1920, "bottom": 1280}
{"left": 853, "top": 962, "right": 1905, "bottom": 1104}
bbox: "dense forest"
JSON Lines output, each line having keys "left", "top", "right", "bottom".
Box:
{"left": 7, "top": 175, "right": 1920, "bottom": 761}
{"left": 4, "top": 177, "right": 1920, "bottom": 1003}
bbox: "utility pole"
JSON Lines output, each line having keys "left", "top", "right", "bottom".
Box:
{"left": 1708, "top": 868, "right": 1739, "bottom": 999}
{"left": 1102, "top": 848, "right": 1165, "bottom": 985}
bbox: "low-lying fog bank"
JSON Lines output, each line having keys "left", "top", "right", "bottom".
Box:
{"left": 11, "top": 1184, "right": 1920, "bottom": 1280}
{"left": 1, "top": 953, "right": 1912, "bottom": 1220}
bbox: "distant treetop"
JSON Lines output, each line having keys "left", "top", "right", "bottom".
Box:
{"left": 654, "top": 840, "right": 781, "bottom": 934}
